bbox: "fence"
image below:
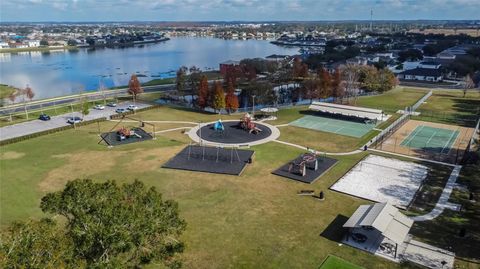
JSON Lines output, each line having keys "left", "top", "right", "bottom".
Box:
{"left": 367, "top": 90, "right": 432, "bottom": 149}
{"left": 461, "top": 117, "right": 480, "bottom": 164}
{"left": 411, "top": 90, "right": 432, "bottom": 111}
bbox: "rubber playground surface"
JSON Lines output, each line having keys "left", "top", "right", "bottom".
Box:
{"left": 289, "top": 115, "right": 376, "bottom": 138}
{"left": 400, "top": 125, "right": 459, "bottom": 154}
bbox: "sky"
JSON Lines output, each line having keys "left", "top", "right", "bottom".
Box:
{"left": 0, "top": 0, "right": 479, "bottom": 22}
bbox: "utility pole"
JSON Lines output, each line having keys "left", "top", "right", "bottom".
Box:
{"left": 370, "top": 9, "right": 373, "bottom": 32}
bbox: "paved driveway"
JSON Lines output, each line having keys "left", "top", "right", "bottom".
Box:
{"left": 0, "top": 101, "right": 151, "bottom": 141}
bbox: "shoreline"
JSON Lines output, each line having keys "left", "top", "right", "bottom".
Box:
{"left": 0, "top": 37, "right": 170, "bottom": 54}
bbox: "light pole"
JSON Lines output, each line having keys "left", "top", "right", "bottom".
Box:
{"left": 252, "top": 95, "right": 256, "bottom": 117}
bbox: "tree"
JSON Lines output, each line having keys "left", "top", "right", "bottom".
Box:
{"left": 175, "top": 66, "right": 188, "bottom": 99}
{"left": 212, "top": 81, "right": 225, "bottom": 113}
{"left": 225, "top": 79, "right": 239, "bottom": 114}
{"left": 40, "top": 39, "right": 49, "bottom": 46}
{"left": 40, "top": 179, "right": 186, "bottom": 268}
{"left": 463, "top": 74, "right": 475, "bottom": 98}
{"left": 292, "top": 57, "right": 308, "bottom": 78}
{"left": 21, "top": 85, "right": 34, "bottom": 120}
{"left": 341, "top": 64, "right": 360, "bottom": 104}
{"left": 397, "top": 49, "right": 423, "bottom": 62}
{"left": 128, "top": 74, "right": 143, "bottom": 107}
{"left": 331, "top": 68, "right": 345, "bottom": 103}
{"left": 318, "top": 67, "right": 332, "bottom": 99}
{"left": 196, "top": 75, "right": 209, "bottom": 110}
{"left": 0, "top": 218, "right": 77, "bottom": 269}
{"left": 188, "top": 66, "right": 202, "bottom": 101}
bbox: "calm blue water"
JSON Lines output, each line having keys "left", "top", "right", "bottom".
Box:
{"left": 0, "top": 37, "right": 298, "bottom": 99}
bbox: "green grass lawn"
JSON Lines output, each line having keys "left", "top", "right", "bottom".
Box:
{"left": 318, "top": 255, "right": 364, "bottom": 269}
{"left": 354, "top": 87, "right": 428, "bottom": 114}
{"left": 414, "top": 90, "right": 480, "bottom": 127}
{"left": 1, "top": 91, "right": 479, "bottom": 268}
{"left": 0, "top": 84, "right": 18, "bottom": 99}
{"left": 0, "top": 106, "right": 405, "bottom": 269}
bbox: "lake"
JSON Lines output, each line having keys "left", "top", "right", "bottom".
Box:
{"left": 0, "top": 37, "right": 298, "bottom": 99}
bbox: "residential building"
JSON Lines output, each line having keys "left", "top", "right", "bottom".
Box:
{"left": 397, "top": 68, "right": 443, "bottom": 82}
{"left": 27, "top": 40, "right": 40, "bottom": 47}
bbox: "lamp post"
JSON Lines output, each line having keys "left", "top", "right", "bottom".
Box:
{"left": 252, "top": 95, "right": 256, "bottom": 117}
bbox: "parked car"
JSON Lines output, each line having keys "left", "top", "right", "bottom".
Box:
{"left": 115, "top": 108, "right": 127, "bottom": 113}
{"left": 351, "top": 233, "right": 367, "bottom": 243}
{"left": 38, "top": 113, "right": 51, "bottom": 121}
{"left": 67, "top": 117, "right": 83, "bottom": 124}
{"left": 107, "top": 102, "right": 117, "bottom": 107}
{"left": 127, "top": 105, "right": 138, "bottom": 110}
{"left": 94, "top": 104, "right": 105, "bottom": 110}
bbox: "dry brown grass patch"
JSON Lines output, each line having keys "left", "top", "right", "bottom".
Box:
{"left": 0, "top": 151, "right": 25, "bottom": 160}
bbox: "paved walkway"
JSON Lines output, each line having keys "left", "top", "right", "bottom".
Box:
{"left": 272, "top": 139, "right": 362, "bottom": 156}
{"left": 0, "top": 101, "right": 151, "bottom": 141}
{"left": 187, "top": 120, "right": 281, "bottom": 147}
{"left": 411, "top": 165, "right": 462, "bottom": 221}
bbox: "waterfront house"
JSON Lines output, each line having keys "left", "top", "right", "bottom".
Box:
{"left": 27, "top": 40, "right": 40, "bottom": 47}
{"left": 397, "top": 68, "right": 443, "bottom": 82}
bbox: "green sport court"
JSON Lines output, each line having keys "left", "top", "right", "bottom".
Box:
{"left": 289, "top": 115, "right": 376, "bottom": 138}
{"left": 400, "top": 125, "right": 459, "bottom": 154}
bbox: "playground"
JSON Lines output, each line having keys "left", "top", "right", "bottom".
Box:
{"left": 100, "top": 127, "right": 153, "bottom": 146}
{"left": 272, "top": 152, "right": 337, "bottom": 184}
{"left": 376, "top": 119, "right": 474, "bottom": 163}
{"left": 189, "top": 113, "right": 280, "bottom": 146}
{"left": 290, "top": 115, "right": 377, "bottom": 138}
{"left": 162, "top": 144, "right": 254, "bottom": 175}
{"left": 330, "top": 155, "right": 429, "bottom": 209}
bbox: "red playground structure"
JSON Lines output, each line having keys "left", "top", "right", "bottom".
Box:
{"left": 239, "top": 113, "right": 262, "bottom": 134}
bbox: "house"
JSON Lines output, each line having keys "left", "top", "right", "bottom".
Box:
{"left": 343, "top": 203, "right": 413, "bottom": 259}
{"left": 436, "top": 51, "right": 456, "bottom": 60}
{"left": 398, "top": 68, "right": 443, "bottom": 82}
{"left": 27, "top": 40, "right": 40, "bottom": 47}
{"left": 418, "top": 61, "right": 441, "bottom": 69}
{"left": 0, "top": 41, "right": 9, "bottom": 49}
{"left": 265, "top": 54, "right": 290, "bottom": 62}
{"left": 219, "top": 60, "right": 240, "bottom": 76}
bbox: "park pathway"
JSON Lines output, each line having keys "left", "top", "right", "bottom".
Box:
{"left": 411, "top": 165, "right": 462, "bottom": 222}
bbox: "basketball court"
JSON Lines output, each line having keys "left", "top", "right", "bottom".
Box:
{"left": 290, "top": 115, "right": 377, "bottom": 138}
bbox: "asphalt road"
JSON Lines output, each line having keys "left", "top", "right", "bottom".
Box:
{"left": 0, "top": 101, "right": 151, "bottom": 141}
{"left": 0, "top": 84, "right": 175, "bottom": 116}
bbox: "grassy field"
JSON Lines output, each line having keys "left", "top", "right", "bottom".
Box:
{"left": 318, "top": 255, "right": 364, "bottom": 269}
{"left": 2, "top": 88, "right": 479, "bottom": 268}
{"left": 353, "top": 87, "right": 428, "bottom": 113}
{"left": 414, "top": 90, "right": 480, "bottom": 127}
{"left": 0, "top": 84, "right": 17, "bottom": 99}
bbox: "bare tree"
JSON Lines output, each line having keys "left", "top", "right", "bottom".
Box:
{"left": 341, "top": 64, "right": 360, "bottom": 104}
{"left": 463, "top": 74, "right": 475, "bottom": 98}
{"left": 22, "top": 85, "right": 35, "bottom": 120}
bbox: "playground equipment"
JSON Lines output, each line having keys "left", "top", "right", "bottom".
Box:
{"left": 239, "top": 113, "right": 262, "bottom": 134}
{"left": 117, "top": 127, "right": 142, "bottom": 141}
{"left": 288, "top": 152, "right": 319, "bottom": 177}
{"left": 186, "top": 143, "right": 242, "bottom": 164}
{"left": 213, "top": 119, "right": 225, "bottom": 133}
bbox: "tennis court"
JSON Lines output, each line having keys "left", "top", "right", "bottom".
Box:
{"left": 400, "top": 125, "right": 459, "bottom": 154}
{"left": 289, "top": 115, "right": 376, "bottom": 138}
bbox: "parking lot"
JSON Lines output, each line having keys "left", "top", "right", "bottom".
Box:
{"left": 0, "top": 101, "right": 151, "bottom": 141}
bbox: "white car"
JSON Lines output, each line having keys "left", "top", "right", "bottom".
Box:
{"left": 94, "top": 104, "right": 105, "bottom": 110}
{"left": 127, "top": 105, "right": 138, "bottom": 110}
{"left": 67, "top": 117, "right": 83, "bottom": 124}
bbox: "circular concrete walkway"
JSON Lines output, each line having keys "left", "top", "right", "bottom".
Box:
{"left": 187, "top": 120, "right": 280, "bottom": 147}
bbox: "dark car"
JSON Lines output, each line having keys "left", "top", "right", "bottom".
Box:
{"left": 67, "top": 117, "right": 83, "bottom": 124}
{"left": 351, "top": 233, "right": 368, "bottom": 243}
{"left": 38, "top": 113, "right": 51, "bottom": 121}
